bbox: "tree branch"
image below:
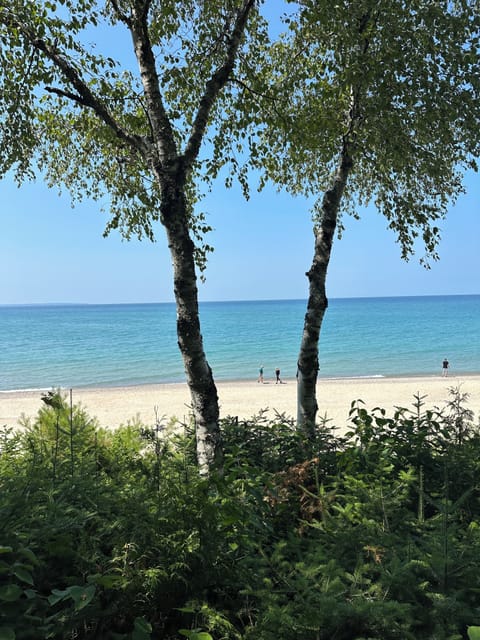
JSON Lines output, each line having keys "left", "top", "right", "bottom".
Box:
{"left": 44, "top": 85, "right": 91, "bottom": 107}
{"left": 109, "top": 0, "right": 132, "bottom": 27}
{"left": 15, "top": 23, "right": 150, "bottom": 157}
{"left": 230, "top": 75, "right": 276, "bottom": 103}
{"left": 129, "top": 3, "right": 178, "bottom": 168}
{"left": 139, "top": 0, "right": 152, "bottom": 23}
{"left": 182, "top": 0, "right": 257, "bottom": 171}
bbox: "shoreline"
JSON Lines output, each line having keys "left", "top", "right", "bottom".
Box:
{"left": 2, "top": 369, "right": 479, "bottom": 394}
{"left": 1, "top": 373, "right": 479, "bottom": 432}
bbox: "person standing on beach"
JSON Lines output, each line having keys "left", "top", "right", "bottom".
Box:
{"left": 275, "top": 367, "right": 282, "bottom": 384}
{"left": 258, "top": 365, "right": 264, "bottom": 383}
{"left": 442, "top": 358, "right": 449, "bottom": 377}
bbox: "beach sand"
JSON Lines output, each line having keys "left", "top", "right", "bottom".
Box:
{"left": 1, "top": 374, "right": 479, "bottom": 432}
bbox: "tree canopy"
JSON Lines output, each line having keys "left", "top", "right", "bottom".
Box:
{"left": 225, "top": 0, "right": 480, "bottom": 260}
{"left": 0, "top": 0, "right": 265, "bottom": 248}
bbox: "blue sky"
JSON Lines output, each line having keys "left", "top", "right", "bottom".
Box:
{"left": 1, "top": 166, "right": 478, "bottom": 305}
{"left": 1, "top": 1, "right": 479, "bottom": 305}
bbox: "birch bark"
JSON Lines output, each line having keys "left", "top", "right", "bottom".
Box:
{"left": 296, "top": 146, "right": 353, "bottom": 434}
{"left": 297, "top": 82, "right": 362, "bottom": 433}
{"left": 127, "top": 0, "right": 256, "bottom": 471}
{"left": 158, "top": 171, "right": 221, "bottom": 470}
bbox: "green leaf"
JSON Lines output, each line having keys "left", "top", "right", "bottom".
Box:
{"left": 48, "top": 588, "right": 69, "bottom": 606}
{"left": 88, "top": 573, "right": 124, "bottom": 588}
{"left": 132, "top": 616, "right": 152, "bottom": 640}
{"left": 12, "top": 566, "right": 34, "bottom": 586}
{"left": 467, "top": 627, "right": 480, "bottom": 640}
{"left": 0, "top": 585, "right": 22, "bottom": 602}
{"left": 68, "top": 584, "right": 96, "bottom": 611}
{"left": 18, "top": 547, "right": 39, "bottom": 566}
{"left": 0, "top": 547, "right": 13, "bottom": 555}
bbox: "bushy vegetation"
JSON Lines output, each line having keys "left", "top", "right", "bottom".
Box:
{"left": 2, "top": 389, "right": 480, "bottom": 639}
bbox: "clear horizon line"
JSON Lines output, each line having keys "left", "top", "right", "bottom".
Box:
{"left": 1, "top": 292, "right": 479, "bottom": 307}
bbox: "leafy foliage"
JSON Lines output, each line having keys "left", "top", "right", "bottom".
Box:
{"left": 219, "top": 0, "right": 480, "bottom": 264}
{"left": 0, "top": 0, "right": 266, "bottom": 250}
{"left": 2, "top": 388, "right": 480, "bottom": 638}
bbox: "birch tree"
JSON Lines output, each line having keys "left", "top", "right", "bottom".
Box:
{"left": 218, "top": 0, "right": 480, "bottom": 433}
{"left": 0, "top": 0, "right": 263, "bottom": 471}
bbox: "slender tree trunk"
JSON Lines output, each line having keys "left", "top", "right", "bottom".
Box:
{"left": 160, "top": 175, "right": 221, "bottom": 472}
{"left": 296, "top": 12, "right": 371, "bottom": 436}
{"left": 297, "top": 148, "right": 353, "bottom": 435}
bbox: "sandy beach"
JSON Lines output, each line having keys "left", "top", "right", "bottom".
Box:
{"left": 1, "top": 374, "right": 479, "bottom": 432}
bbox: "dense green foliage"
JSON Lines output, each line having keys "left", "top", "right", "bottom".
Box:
{"left": 1, "top": 389, "right": 480, "bottom": 639}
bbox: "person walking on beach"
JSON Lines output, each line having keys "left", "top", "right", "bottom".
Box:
{"left": 442, "top": 358, "right": 449, "bottom": 377}
{"left": 258, "top": 365, "right": 264, "bottom": 383}
{"left": 275, "top": 367, "right": 282, "bottom": 384}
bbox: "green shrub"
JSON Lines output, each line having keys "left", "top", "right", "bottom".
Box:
{"left": 1, "top": 387, "right": 480, "bottom": 639}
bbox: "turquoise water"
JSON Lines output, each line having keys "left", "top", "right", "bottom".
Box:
{"left": 0, "top": 295, "right": 479, "bottom": 391}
